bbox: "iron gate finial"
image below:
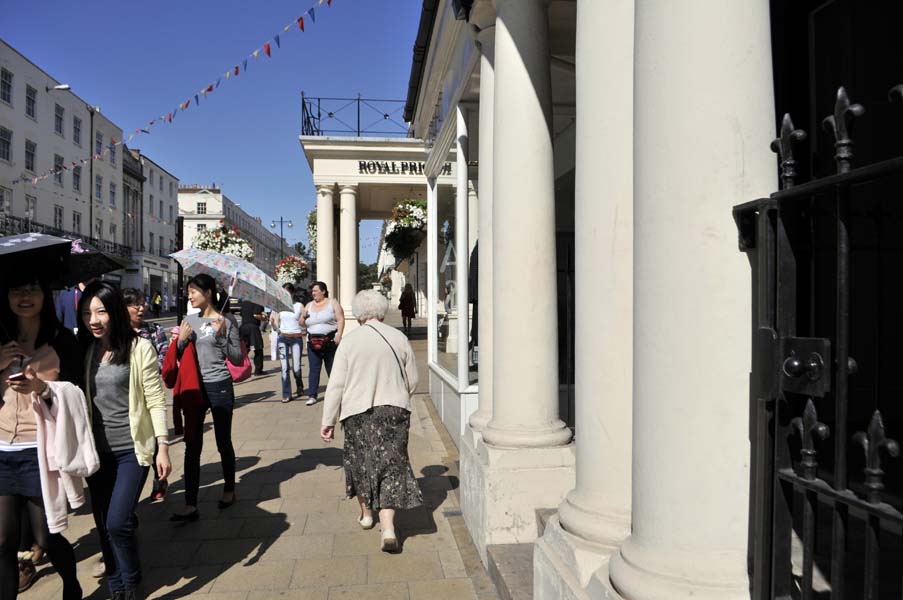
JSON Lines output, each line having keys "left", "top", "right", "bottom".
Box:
{"left": 822, "top": 86, "right": 865, "bottom": 174}
{"left": 771, "top": 113, "right": 807, "bottom": 189}
{"left": 791, "top": 399, "right": 830, "bottom": 480}
{"left": 853, "top": 410, "right": 900, "bottom": 504}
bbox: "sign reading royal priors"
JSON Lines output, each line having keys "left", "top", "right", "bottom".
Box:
{"left": 358, "top": 161, "right": 452, "bottom": 176}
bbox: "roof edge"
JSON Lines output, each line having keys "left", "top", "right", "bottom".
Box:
{"left": 403, "top": 0, "right": 441, "bottom": 123}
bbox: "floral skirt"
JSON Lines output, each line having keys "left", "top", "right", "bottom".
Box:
{"left": 342, "top": 405, "right": 423, "bottom": 511}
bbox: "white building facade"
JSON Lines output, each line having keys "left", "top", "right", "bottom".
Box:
{"left": 178, "top": 185, "right": 292, "bottom": 278}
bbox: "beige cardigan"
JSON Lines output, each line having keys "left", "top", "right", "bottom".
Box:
{"left": 322, "top": 320, "right": 418, "bottom": 427}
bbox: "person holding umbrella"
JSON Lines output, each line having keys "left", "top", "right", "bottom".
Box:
{"left": 0, "top": 275, "right": 83, "bottom": 600}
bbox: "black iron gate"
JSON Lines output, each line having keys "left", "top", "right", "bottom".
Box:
{"left": 736, "top": 87, "right": 903, "bottom": 599}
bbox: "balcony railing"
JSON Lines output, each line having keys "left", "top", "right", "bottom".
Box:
{"left": 301, "top": 93, "right": 410, "bottom": 137}
{"left": 0, "top": 214, "right": 133, "bottom": 259}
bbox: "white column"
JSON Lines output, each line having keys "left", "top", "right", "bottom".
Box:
{"left": 469, "top": 25, "right": 495, "bottom": 431}
{"left": 315, "top": 184, "right": 335, "bottom": 293}
{"left": 456, "top": 106, "right": 471, "bottom": 388}
{"left": 482, "top": 0, "right": 571, "bottom": 449}
{"left": 607, "top": 0, "right": 775, "bottom": 597}
{"left": 559, "top": 0, "right": 634, "bottom": 548}
{"left": 339, "top": 184, "right": 358, "bottom": 311}
{"left": 427, "top": 178, "right": 438, "bottom": 364}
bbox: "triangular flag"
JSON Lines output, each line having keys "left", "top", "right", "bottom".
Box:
{"left": 149, "top": 120, "right": 155, "bottom": 126}
{"left": 319, "top": 0, "right": 323, "bottom": 6}
{"left": 328, "top": 0, "right": 332, "bottom": 5}
{"left": 253, "top": 49, "right": 260, "bottom": 60}
{"left": 215, "top": 78, "right": 221, "bottom": 89}
{"left": 128, "top": 134, "right": 134, "bottom": 141}
{"left": 207, "top": 84, "right": 214, "bottom": 93}
{"left": 167, "top": 112, "right": 172, "bottom": 123}
{"left": 284, "top": 24, "right": 291, "bottom": 32}
{"left": 226, "top": 70, "right": 231, "bottom": 80}
{"left": 195, "top": 94, "right": 199, "bottom": 106}
{"left": 234, "top": 65, "right": 240, "bottom": 76}
{"left": 202, "top": 89, "right": 208, "bottom": 98}
{"left": 243, "top": 59, "right": 248, "bottom": 71}
{"left": 298, "top": 16, "right": 304, "bottom": 31}
{"left": 171, "top": 110, "right": 177, "bottom": 121}
{"left": 141, "top": 128, "right": 150, "bottom": 134}
{"left": 274, "top": 34, "right": 280, "bottom": 48}
{"left": 264, "top": 42, "right": 271, "bottom": 57}
{"left": 308, "top": 7, "right": 316, "bottom": 23}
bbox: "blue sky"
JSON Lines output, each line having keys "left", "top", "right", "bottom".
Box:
{"left": 3, "top": 0, "right": 423, "bottom": 263}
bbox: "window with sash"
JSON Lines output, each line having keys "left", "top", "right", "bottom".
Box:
{"left": 0, "top": 69, "right": 12, "bottom": 105}
{"left": 73, "top": 166, "right": 81, "bottom": 192}
{"left": 53, "top": 155, "right": 63, "bottom": 186}
{"left": 54, "top": 205, "right": 64, "bottom": 230}
{"left": 73, "top": 116, "right": 81, "bottom": 145}
{"left": 54, "top": 104, "right": 64, "bottom": 136}
{"left": 25, "top": 140, "right": 35, "bottom": 172}
{"left": 0, "top": 127, "right": 11, "bottom": 162}
{"left": 95, "top": 175, "right": 102, "bottom": 200}
{"left": 25, "top": 86, "right": 36, "bottom": 119}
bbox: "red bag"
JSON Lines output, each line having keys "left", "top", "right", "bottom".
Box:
{"left": 227, "top": 341, "right": 252, "bottom": 383}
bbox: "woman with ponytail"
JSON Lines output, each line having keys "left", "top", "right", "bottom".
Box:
{"left": 170, "top": 275, "right": 242, "bottom": 521}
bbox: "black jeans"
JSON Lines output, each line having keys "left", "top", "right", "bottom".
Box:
{"left": 184, "top": 379, "right": 236, "bottom": 507}
{"left": 239, "top": 323, "right": 264, "bottom": 373}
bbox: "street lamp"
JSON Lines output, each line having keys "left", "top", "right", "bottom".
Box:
{"left": 46, "top": 84, "right": 71, "bottom": 92}
{"left": 270, "top": 217, "right": 293, "bottom": 261}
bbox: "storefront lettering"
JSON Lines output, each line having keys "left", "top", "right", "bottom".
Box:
{"left": 358, "top": 161, "right": 452, "bottom": 176}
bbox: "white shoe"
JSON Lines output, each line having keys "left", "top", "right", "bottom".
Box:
{"left": 359, "top": 515, "right": 374, "bottom": 529}
{"left": 306, "top": 397, "right": 317, "bottom": 406}
{"left": 380, "top": 529, "right": 399, "bottom": 552}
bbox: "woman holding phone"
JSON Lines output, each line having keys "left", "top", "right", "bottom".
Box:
{"left": 170, "top": 274, "right": 243, "bottom": 521}
{"left": 0, "top": 277, "right": 82, "bottom": 600}
{"left": 77, "top": 282, "right": 171, "bottom": 600}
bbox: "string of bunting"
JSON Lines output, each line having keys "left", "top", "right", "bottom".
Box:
{"left": 10, "top": 0, "right": 335, "bottom": 186}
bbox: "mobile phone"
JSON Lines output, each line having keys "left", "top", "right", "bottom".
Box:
{"left": 6, "top": 372, "right": 27, "bottom": 382}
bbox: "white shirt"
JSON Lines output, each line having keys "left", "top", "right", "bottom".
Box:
{"left": 278, "top": 302, "right": 303, "bottom": 334}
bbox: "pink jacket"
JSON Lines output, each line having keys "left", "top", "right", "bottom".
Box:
{"left": 31, "top": 381, "right": 100, "bottom": 534}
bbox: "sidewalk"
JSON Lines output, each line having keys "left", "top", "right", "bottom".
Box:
{"left": 24, "top": 311, "right": 496, "bottom": 600}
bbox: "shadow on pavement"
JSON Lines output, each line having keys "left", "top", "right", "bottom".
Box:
{"left": 396, "top": 465, "right": 459, "bottom": 551}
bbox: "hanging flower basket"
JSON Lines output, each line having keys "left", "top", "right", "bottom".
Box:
{"left": 276, "top": 255, "right": 310, "bottom": 285}
{"left": 307, "top": 210, "right": 317, "bottom": 256}
{"left": 384, "top": 199, "right": 427, "bottom": 261}
{"left": 192, "top": 224, "right": 254, "bottom": 262}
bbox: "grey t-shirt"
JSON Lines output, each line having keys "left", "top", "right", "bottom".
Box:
{"left": 180, "top": 313, "right": 243, "bottom": 383}
{"left": 89, "top": 360, "right": 132, "bottom": 454}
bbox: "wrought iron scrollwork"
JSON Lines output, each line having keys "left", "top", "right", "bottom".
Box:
{"left": 771, "top": 113, "right": 807, "bottom": 189}
{"left": 853, "top": 410, "right": 900, "bottom": 504}
{"left": 822, "top": 86, "right": 865, "bottom": 174}
{"left": 791, "top": 399, "right": 830, "bottom": 480}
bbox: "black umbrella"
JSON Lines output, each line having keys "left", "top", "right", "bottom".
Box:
{"left": 0, "top": 233, "right": 71, "bottom": 285}
{"left": 55, "top": 238, "right": 131, "bottom": 288}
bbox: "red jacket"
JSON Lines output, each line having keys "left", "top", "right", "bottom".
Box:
{"left": 162, "top": 340, "right": 205, "bottom": 442}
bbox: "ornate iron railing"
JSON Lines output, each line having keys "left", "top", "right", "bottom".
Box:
{"left": 0, "top": 214, "right": 133, "bottom": 259}
{"left": 301, "top": 93, "right": 410, "bottom": 137}
{"left": 735, "top": 86, "right": 903, "bottom": 599}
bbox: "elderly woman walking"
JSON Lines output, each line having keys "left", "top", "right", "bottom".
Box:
{"left": 320, "top": 290, "right": 421, "bottom": 552}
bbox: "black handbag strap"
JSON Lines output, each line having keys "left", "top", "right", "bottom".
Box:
{"left": 366, "top": 324, "right": 407, "bottom": 387}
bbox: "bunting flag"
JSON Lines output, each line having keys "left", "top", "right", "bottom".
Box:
{"left": 9, "top": 0, "right": 339, "bottom": 185}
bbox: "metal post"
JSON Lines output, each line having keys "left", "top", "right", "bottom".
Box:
{"left": 87, "top": 106, "right": 95, "bottom": 245}
{"left": 176, "top": 215, "right": 184, "bottom": 324}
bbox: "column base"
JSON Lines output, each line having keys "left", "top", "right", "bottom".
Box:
{"left": 460, "top": 424, "right": 575, "bottom": 565}
{"left": 534, "top": 514, "right": 619, "bottom": 600}
{"left": 482, "top": 419, "right": 573, "bottom": 448}
{"left": 608, "top": 537, "right": 750, "bottom": 600}
{"left": 558, "top": 490, "right": 630, "bottom": 547}
{"left": 467, "top": 408, "right": 491, "bottom": 431}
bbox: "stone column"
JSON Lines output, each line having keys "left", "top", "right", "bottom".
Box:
{"left": 534, "top": 0, "right": 634, "bottom": 594}
{"left": 468, "top": 24, "right": 495, "bottom": 431}
{"left": 482, "top": 0, "right": 571, "bottom": 449}
{"left": 339, "top": 184, "right": 358, "bottom": 312}
{"left": 607, "top": 0, "right": 775, "bottom": 597}
{"left": 315, "top": 184, "right": 335, "bottom": 293}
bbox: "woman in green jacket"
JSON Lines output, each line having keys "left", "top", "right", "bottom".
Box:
{"left": 77, "top": 282, "right": 171, "bottom": 600}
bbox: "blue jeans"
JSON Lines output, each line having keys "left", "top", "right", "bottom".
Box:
{"left": 277, "top": 335, "right": 304, "bottom": 399}
{"left": 307, "top": 339, "right": 336, "bottom": 398}
{"left": 87, "top": 450, "right": 149, "bottom": 594}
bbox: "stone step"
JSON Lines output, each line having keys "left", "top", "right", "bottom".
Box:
{"left": 487, "top": 543, "right": 534, "bottom": 600}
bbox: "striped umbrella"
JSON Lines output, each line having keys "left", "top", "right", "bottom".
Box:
{"left": 170, "top": 248, "right": 293, "bottom": 311}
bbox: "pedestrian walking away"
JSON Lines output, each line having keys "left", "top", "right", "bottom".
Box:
{"left": 273, "top": 284, "right": 305, "bottom": 403}
{"left": 171, "top": 274, "right": 242, "bottom": 522}
{"left": 321, "top": 290, "right": 422, "bottom": 553}
{"left": 78, "top": 282, "right": 171, "bottom": 600}
{"left": 302, "top": 281, "right": 344, "bottom": 406}
{"left": 238, "top": 299, "right": 267, "bottom": 376}
{"left": 398, "top": 283, "right": 416, "bottom": 336}
{"left": 121, "top": 288, "right": 171, "bottom": 501}
{"left": 0, "top": 276, "right": 84, "bottom": 600}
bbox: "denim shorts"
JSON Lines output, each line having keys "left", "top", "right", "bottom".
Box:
{"left": 0, "top": 447, "right": 42, "bottom": 497}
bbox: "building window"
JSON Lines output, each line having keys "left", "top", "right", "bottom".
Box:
{"left": 159, "top": 200, "right": 163, "bottom": 218}
{"left": 0, "top": 69, "right": 12, "bottom": 105}
{"left": 54, "top": 104, "right": 64, "bottom": 136}
{"left": 168, "top": 205, "right": 173, "bottom": 223}
{"left": 0, "top": 127, "right": 11, "bottom": 162}
{"left": 53, "top": 155, "right": 64, "bottom": 186}
{"left": 73, "top": 116, "right": 81, "bottom": 145}
{"left": 110, "top": 223, "right": 117, "bottom": 242}
{"left": 25, "top": 195, "right": 36, "bottom": 220}
{"left": 148, "top": 234, "right": 154, "bottom": 253}
{"left": 25, "top": 86, "right": 36, "bottom": 119}
{"left": 169, "top": 181, "right": 173, "bottom": 197}
{"left": 109, "top": 182, "right": 116, "bottom": 206}
{"left": 0, "top": 187, "right": 11, "bottom": 213}
{"left": 109, "top": 143, "right": 116, "bottom": 165}
{"left": 197, "top": 202, "right": 206, "bottom": 215}
{"left": 96, "top": 218, "right": 103, "bottom": 240}
{"left": 73, "top": 166, "right": 81, "bottom": 192}
{"left": 95, "top": 175, "right": 102, "bottom": 200}
{"left": 54, "top": 205, "right": 64, "bottom": 230}
{"left": 24, "top": 140, "right": 35, "bottom": 172}
{"left": 72, "top": 211, "right": 81, "bottom": 234}
{"left": 94, "top": 130, "right": 102, "bottom": 157}
{"left": 149, "top": 194, "right": 154, "bottom": 214}
{"left": 197, "top": 224, "right": 207, "bottom": 232}
{"left": 149, "top": 170, "right": 154, "bottom": 186}
{"left": 159, "top": 235, "right": 164, "bottom": 256}
{"left": 158, "top": 177, "right": 162, "bottom": 192}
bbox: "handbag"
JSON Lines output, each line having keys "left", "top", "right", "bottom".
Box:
{"left": 308, "top": 331, "right": 335, "bottom": 352}
{"left": 227, "top": 340, "right": 252, "bottom": 383}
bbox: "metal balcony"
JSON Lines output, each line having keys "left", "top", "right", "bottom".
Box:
{"left": 301, "top": 93, "right": 410, "bottom": 138}
{"left": 0, "top": 214, "right": 133, "bottom": 259}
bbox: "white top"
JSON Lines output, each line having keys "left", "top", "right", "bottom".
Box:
{"left": 305, "top": 299, "right": 338, "bottom": 335}
{"left": 278, "top": 302, "right": 304, "bottom": 334}
{"left": 322, "top": 320, "right": 419, "bottom": 426}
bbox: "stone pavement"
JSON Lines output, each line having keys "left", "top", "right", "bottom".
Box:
{"left": 23, "top": 314, "right": 497, "bottom": 600}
